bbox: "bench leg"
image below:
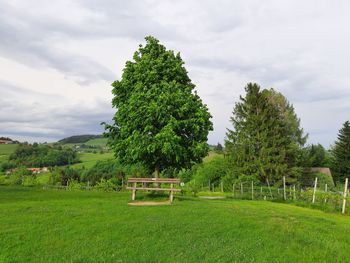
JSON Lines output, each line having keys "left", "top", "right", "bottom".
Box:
{"left": 169, "top": 190, "right": 174, "bottom": 203}
{"left": 132, "top": 190, "right": 136, "bottom": 201}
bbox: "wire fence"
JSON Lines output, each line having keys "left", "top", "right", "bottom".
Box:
{"left": 189, "top": 177, "right": 350, "bottom": 215}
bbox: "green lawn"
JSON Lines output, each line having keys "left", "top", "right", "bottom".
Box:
{"left": 1, "top": 187, "right": 350, "bottom": 262}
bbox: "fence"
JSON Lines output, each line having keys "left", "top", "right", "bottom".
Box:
{"left": 192, "top": 176, "right": 350, "bottom": 215}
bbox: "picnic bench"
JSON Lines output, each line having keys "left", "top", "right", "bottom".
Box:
{"left": 126, "top": 178, "right": 181, "bottom": 203}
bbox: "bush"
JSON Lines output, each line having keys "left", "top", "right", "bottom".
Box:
{"left": 94, "top": 179, "right": 117, "bottom": 192}
{"left": 192, "top": 156, "right": 231, "bottom": 188}
{"left": 22, "top": 175, "right": 37, "bottom": 187}
{"left": 300, "top": 172, "right": 335, "bottom": 189}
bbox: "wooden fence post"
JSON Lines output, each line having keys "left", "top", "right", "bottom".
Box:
{"left": 312, "top": 177, "right": 318, "bottom": 204}
{"left": 283, "top": 176, "right": 286, "bottom": 201}
{"left": 324, "top": 183, "right": 328, "bottom": 203}
{"left": 293, "top": 185, "right": 296, "bottom": 200}
{"left": 209, "top": 180, "right": 211, "bottom": 191}
{"left": 251, "top": 181, "right": 254, "bottom": 200}
{"left": 342, "top": 178, "right": 348, "bottom": 214}
{"left": 233, "top": 184, "right": 235, "bottom": 197}
{"left": 221, "top": 182, "right": 224, "bottom": 192}
{"left": 241, "top": 183, "right": 243, "bottom": 196}
{"left": 266, "top": 178, "right": 273, "bottom": 199}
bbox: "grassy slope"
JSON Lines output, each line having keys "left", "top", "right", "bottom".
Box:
{"left": 71, "top": 152, "right": 114, "bottom": 169}
{"left": 85, "top": 138, "right": 108, "bottom": 147}
{"left": 0, "top": 144, "right": 18, "bottom": 164}
{"left": 1, "top": 187, "right": 350, "bottom": 262}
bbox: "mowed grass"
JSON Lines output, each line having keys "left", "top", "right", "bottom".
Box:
{"left": 0, "top": 144, "right": 18, "bottom": 164}
{"left": 1, "top": 187, "right": 350, "bottom": 262}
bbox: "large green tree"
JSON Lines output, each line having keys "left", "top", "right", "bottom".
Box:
{"left": 104, "top": 36, "right": 212, "bottom": 177}
{"left": 331, "top": 121, "right": 350, "bottom": 183}
{"left": 225, "top": 83, "right": 307, "bottom": 184}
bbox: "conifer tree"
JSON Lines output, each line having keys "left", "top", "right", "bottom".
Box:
{"left": 332, "top": 121, "right": 350, "bottom": 183}
{"left": 225, "top": 83, "right": 306, "bottom": 184}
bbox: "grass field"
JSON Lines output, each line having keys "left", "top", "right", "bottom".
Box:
{"left": 1, "top": 187, "right": 350, "bottom": 262}
{"left": 85, "top": 138, "right": 108, "bottom": 147}
{"left": 0, "top": 144, "right": 18, "bottom": 164}
{"left": 71, "top": 152, "right": 114, "bottom": 169}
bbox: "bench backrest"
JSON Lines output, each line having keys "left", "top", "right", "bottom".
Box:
{"left": 127, "top": 178, "right": 180, "bottom": 184}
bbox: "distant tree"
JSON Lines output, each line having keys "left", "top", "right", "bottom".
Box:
{"left": 331, "top": 121, "right": 350, "bottom": 183}
{"left": 104, "top": 36, "right": 213, "bottom": 178}
{"left": 214, "top": 143, "right": 223, "bottom": 153}
{"left": 299, "top": 144, "right": 331, "bottom": 168}
{"left": 225, "top": 83, "right": 307, "bottom": 185}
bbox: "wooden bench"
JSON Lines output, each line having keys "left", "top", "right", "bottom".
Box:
{"left": 126, "top": 178, "right": 181, "bottom": 203}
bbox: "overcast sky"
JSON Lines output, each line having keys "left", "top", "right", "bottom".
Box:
{"left": 1, "top": 0, "right": 350, "bottom": 147}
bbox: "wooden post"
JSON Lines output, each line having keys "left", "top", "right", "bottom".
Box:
{"left": 121, "top": 178, "right": 124, "bottom": 190}
{"left": 293, "top": 185, "right": 296, "bottom": 200}
{"left": 132, "top": 182, "right": 136, "bottom": 201}
{"left": 251, "top": 181, "right": 254, "bottom": 200}
{"left": 324, "top": 183, "right": 328, "bottom": 203}
{"left": 232, "top": 184, "right": 235, "bottom": 197}
{"left": 209, "top": 180, "right": 211, "bottom": 191}
{"left": 266, "top": 178, "right": 273, "bottom": 199}
{"left": 283, "top": 176, "right": 286, "bottom": 201}
{"left": 241, "top": 183, "right": 243, "bottom": 196}
{"left": 221, "top": 182, "right": 224, "bottom": 192}
{"left": 170, "top": 183, "right": 174, "bottom": 203}
{"left": 312, "top": 177, "right": 318, "bottom": 204}
{"left": 342, "top": 178, "right": 348, "bottom": 214}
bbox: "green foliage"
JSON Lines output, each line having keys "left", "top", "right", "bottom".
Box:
{"left": 192, "top": 156, "right": 231, "bottom": 187}
{"left": 225, "top": 83, "right": 307, "bottom": 185}
{"left": 214, "top": 143, "right": 223, "bottom": 153}
{"left": 299, "top": 144, "right": 331, "bottom": 167}
{"left": 3, "top": 143, "right": 79, "bottom": 169}
{"left": 105, "top": 36, "right": 212, "bottom": 176}
{"left": 331, "top": 121, "right": 350, "bottom": 183}
{"left": 299, "top": 172, "right": 335, "bottom": 189}
{"left": 94, "top": 178, "right": 117, "bottom": 192}
{"left": 81, "top": 159, "right": 125, "bottom": 185}
{"left": 8, "top": 167, "right": 33, "bottom": 185}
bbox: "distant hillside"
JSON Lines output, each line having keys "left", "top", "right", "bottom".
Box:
{"left": 59, "top": 135, "right": 103, "bottom": 144}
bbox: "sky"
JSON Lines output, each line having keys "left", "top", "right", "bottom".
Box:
{"left": 1, "top": 0, "right": 350, "bottom": 147}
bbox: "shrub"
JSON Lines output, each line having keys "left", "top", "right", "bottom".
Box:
{"left": 192, "top": 156, "right": 231, "bottom": 188}
{"left": 94, "top": 179, "right": 117, "bottom": 192}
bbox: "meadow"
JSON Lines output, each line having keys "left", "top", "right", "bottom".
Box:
{"left": 0, "top": 144, "right": 18, "bottom": 165}
{"left": 1, "top": 186, "right": 350, "bottom": 262}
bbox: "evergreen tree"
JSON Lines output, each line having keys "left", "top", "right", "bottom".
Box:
{"left": 104, "top": 36, "right": 212, "bottom": 177}
{"left": 225, "top": 83, "right": 306, "bottom": 184}
{"left": 331, "top": 121, "right": 350, "bottom": 183}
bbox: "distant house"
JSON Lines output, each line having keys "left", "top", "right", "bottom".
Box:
{"left": 27, "top": 167, "right": 49, "bottom": 174}
{"left": 0, "top": 139, "right": 12, "bottom": 144}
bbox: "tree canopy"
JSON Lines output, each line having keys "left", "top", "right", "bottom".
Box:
{"left": 331, "top": 121, "right": 350, "bottom": 183}
{"left": 105, "top": 36, "right": 212, "bottom": 177}
{"left": 225, "top": 83, "right": 307, "bottom": 184}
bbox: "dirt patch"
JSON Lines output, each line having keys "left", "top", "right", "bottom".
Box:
{"left": 128, "top": 200, "right": 172, "bottom": 206}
